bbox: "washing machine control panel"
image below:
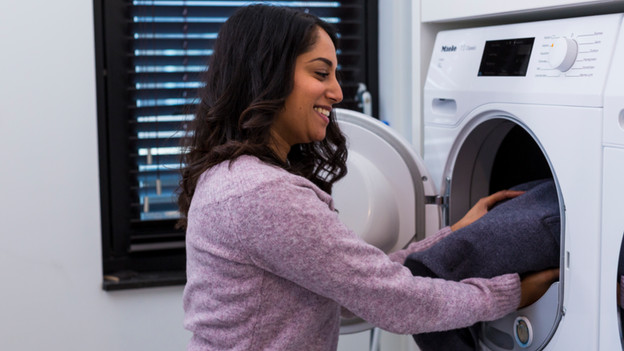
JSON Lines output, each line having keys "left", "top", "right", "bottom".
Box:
{"left": 426, "top": 13, "right": 623, "bottom": 115}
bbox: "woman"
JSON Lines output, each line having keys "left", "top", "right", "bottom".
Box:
{"left": 178, "top": 4, "right": 557, "bottom": 350}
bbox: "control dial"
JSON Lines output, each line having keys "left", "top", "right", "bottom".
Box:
{"left": 548, "top": 37, "right": 578, "bottom": 72}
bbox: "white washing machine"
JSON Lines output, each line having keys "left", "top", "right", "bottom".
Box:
{"left": 600, "top": 13, "right": 624, "bottom": 351}
{"left": 332, "top": 12, "right": 624, "bottom": 351}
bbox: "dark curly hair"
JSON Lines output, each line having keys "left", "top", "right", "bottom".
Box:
{"left": 177, "top": 5, "right": 348, "bottom": 227}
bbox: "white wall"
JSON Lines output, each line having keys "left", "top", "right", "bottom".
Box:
{"left": 0, "top": 0, "right": 189, "bottom": 349}
{"left": 378, "top": 0, "right": 414, "bottom": 146}
{"left": 0, "top": 1, "right": 413, "bottom": 350}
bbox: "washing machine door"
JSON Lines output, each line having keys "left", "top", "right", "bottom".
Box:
{"left": 332, "top": 108, "right": 441, "bottom": 334}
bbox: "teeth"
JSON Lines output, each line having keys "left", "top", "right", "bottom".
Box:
{"left": 314, "top": 107, "right": 330, "bottom": 117}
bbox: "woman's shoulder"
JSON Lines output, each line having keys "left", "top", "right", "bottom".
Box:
{"left": 219, "top": 155, "right": 291, "bottom": 183}
{"left": 195, "top": 155, "right": 315, "bottom": 203}
{"left": 230, "top": 154, "right": 285, "bottom": 177}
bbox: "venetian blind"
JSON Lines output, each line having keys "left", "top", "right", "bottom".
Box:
{"left": 98, "top": 0, "right": 376, "bottom": 265}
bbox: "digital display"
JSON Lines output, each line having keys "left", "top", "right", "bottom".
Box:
{"left": 478, "top": 37, "right": 535, "bottom": 76}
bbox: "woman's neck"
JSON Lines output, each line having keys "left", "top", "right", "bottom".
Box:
{"left": 268, "top": 133, "right": 291, "bottom": 163}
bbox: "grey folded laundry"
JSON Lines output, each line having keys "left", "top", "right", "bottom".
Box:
{"left": 405, "top": 179, "right": 560, "bottom": 351}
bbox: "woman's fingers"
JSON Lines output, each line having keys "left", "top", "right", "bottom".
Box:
{"left": 519, "top": 268, "right": 560, "bottom": 309}
{"left": 482, "top": 190, "right": 525, "bottom": 209}
{"left": 450, "top": 189, "right": 525, "bottom": 231}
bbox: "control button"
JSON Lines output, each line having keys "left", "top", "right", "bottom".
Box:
{"left": 514, "top": 316, "right": 533, "bottom": 348}
{"left": 548, "top": 37, "right": 578, "bottom": 72}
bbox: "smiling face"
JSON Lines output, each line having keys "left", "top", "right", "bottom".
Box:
{"left": 270, "top": 27, "right": 343, "bottom": 161}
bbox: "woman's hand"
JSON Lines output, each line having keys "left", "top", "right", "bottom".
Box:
{"left": 519, "top": 268, "right": 560, "bottom": 309}
{"left": 450, "top": 190, "right": 525, "bottom": 231}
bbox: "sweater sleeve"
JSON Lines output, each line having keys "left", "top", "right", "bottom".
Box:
{"left": 387, "top": 226, "right": 453, "bottom": 264}
{"left": 233, "top": 179, "right": 521, "bottom": 335}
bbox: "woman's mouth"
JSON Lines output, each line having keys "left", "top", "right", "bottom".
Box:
{"left": 314, "top": 106, "right": 331, "bottom": 123}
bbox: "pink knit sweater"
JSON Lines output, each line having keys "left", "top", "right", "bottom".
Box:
{"left": 183, "top": 155, "right": 520, "bottom": 350}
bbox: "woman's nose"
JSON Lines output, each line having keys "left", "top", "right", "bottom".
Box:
{"left": 328, "top": 77, "right": 343, "bottom": 104}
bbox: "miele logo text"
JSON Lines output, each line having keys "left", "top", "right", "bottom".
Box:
{"left": 441, "top": 45, "right": 457, "bottom": 52}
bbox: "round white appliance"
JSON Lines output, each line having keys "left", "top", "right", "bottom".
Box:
{"left": 425, "top": 13, "right": 622, "bottom": 351}
{"left": 330, "top": 12, "right": 624, "bottom": 351}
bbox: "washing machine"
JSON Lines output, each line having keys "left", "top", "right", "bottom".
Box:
{"left": 600, "top": 14, "right": 624, "bottom": 350}
{"left": 332, "top": 12, "right": 624, "bottom": 351}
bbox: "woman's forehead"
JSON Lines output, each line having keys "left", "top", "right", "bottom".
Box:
{"left": 300, "top": 29, "right": 338, "bottom": 64}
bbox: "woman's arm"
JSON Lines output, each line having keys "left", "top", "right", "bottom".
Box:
{"left": 234, "top": 179, "right": 521, "bottom": 334}
{"left": 387, "top": 226, "right": 452, "bottom": 264}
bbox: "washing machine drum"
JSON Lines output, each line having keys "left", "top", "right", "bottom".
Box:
{"left": 332, "top": 108, "right": 439, "bottom": 334}
{"left": 429, "top": 116, "right": 563, "bottom": 351}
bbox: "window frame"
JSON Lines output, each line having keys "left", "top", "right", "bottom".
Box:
{"left": 93, "top": 0, "right": 379, "bottom": 290}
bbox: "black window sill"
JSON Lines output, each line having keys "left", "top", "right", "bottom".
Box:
{"left": 102, "top": 270, "right": 186, "bottom": 291}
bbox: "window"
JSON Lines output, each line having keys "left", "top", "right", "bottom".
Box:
{"left": 94, "top": 0, "right": 379, "bottom": 290}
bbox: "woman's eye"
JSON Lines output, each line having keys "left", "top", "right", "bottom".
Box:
{"left": 316, "top": 72, "right": 329, "bottom": 78}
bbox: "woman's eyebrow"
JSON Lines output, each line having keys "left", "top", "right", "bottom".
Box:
{"left": 307, "top": 57, "right": 334, "bottom": 67}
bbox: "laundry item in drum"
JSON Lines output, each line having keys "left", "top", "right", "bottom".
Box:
{"left": 404, "top": 179, "right": 560, "bottom": 351}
